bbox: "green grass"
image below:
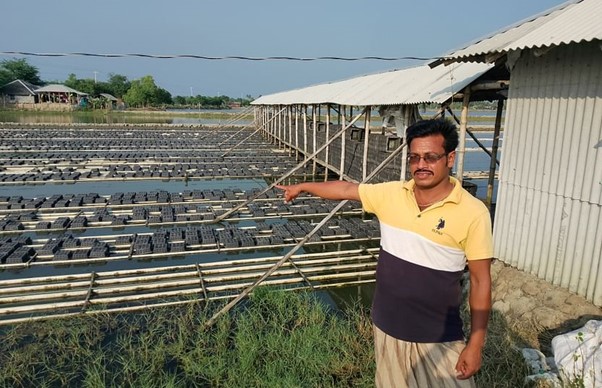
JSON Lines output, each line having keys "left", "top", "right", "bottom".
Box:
{"left": 0, "top": 286, "right": 546, "bottom": 388}
{"left": 0, "top": 288, "right": 374, "bottom": 387}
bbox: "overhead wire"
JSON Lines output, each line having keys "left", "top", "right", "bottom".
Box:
{"left": 0, "top": 51, "right": 436, "bottom": 62}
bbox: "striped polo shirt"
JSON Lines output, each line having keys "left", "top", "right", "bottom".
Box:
{"left": 358, "top": 177, "right": 493, "bottom": 343}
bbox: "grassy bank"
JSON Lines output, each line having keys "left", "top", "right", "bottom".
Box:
{"left": 0, "top": 108, "right": 497, "bottom": 127}
{"left": 0, "top": 286, "right": 539, "bottom": 388}
{"left": 0, "top": 288, "right": 374, "bottom": 387}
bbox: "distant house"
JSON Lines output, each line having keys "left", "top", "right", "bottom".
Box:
{"left": 35, "top": 84, "right": 88, "bottom": 106}
{"left": 99, "top": 93, "right": 119, "bottom": 109}
{"left": 0, "top": 79, "right": 40, "bottom": 105}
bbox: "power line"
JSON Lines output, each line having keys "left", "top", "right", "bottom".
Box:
{"left": 0, "top": 51, "right": 435, "bottom": 62}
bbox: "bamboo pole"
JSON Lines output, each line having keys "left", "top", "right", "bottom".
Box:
{"left": 220, "top": 107, "right": 286, "bottom": 157}
{"left": 312, "top": 105, "right": 317, "bottom": 176}
{"left": 486, "top": 99, "right": 504, "bottom": 209}
{"left": 325, "top": 104, "right": 331, "bottom": 181}
{"left": 204, "top": 138, "right": 405, "bottom": 328}
{"left": 445, "top": 106, "right": 498, "bottom": 163}
{"left": 0, "top": 277, "right": 377, "bottom": 326}
{"left": 81, "top": 272, "right": 96, "bottom": 312}
{"left": 362, "top": 106, "right": 371, "bottom": 181}
{"left": 295, "top": 106, "right": 300, "bottom": 160}
{"left": 0, "top": 263, "right": 378, "bottom": 309}
{"left": 213, "top": 108, "right": 367, "bottom": 223}
{"left": 339, "top": 106, "right": 347, "bottom": 180}
{"left": 217, "top": 123, "right": 254, "bottom": 147}
{"left": 456, "top": 88, "right": 471, "bottom": 183}
{"left": 0, "top": 263, "right": 377, "bottom": 314}
{"left": 0, "top": 259, "right": 376, "bottom": 302}
{"left": 196, "top": 263, "right": 209, "bottom": 302}
{"left": 303, "top": 106, "right": 308, "bottom": 163}
{"left": 288, "top": 106, "right": 293, "bottom": 157}
{"left": 277, "top": 105, "right": 282, "bottom": 146}
{"left": 0, "top": 247, "right": 379, "bottom": 290}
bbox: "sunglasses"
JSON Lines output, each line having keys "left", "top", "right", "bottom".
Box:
{"left": 407, "top": 153, "right": 447, "bottom": 164}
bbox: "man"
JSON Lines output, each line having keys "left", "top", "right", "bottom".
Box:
{"left": 276, "top": 118, "right": 492, "bottom": 387}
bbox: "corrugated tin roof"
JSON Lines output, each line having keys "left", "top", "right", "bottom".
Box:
{"left": 252, "top": 62, "right": 493, "bottom": 106}
{"left": 34, "top": 84, "right": 87, "bottom": 95}
{"left": 0, "top": 79, "right": 40, "bottom": 95}
{"left": 437, "top": 0, "right": 602, "bottom": 64}
{"left": 99, "top": 93, "right": 118, "bottom": 101}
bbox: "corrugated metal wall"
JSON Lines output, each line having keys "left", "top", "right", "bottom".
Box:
{"left": 494, "top": 41, "right": 602, "bottom": 305}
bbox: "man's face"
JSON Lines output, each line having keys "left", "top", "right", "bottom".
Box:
{"left": 408, "top": 134, "right": 455, "bottom": 190}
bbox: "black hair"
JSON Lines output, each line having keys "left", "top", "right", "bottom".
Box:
{"left": 405, "top": 118, "right": 459, "bottom": 153}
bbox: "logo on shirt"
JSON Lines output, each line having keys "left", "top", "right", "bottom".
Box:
{"left": 432, "top": 218, "right": 445, "bottom": 235}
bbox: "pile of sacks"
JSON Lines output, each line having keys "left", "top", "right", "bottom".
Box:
{"left": 522, "top": 320, "right": 602, "bottom": 387}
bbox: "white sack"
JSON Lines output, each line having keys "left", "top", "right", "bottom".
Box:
{"left": 552, "top": 320, "right": 602, "bottom": 387}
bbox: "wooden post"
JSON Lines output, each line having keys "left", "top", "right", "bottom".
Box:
{"left": 266, "top": 107, "right": 271, "bottom": 142}
{"left": 277, "top": 105, "right": 282, "bottom": 147}
{"left": 325, "top": 104, "right": 331, "bottom": 181}
{"left": 456, "top": 89, "right": 471, "bottom": 183}
{"left": 295, "top": 105, "right": 299, "bottom": 160}
{"left": 400, "top": 106, "right": 413, "bottom": 182}
{"left": 339, "top": 106, "right": 347, "bottom": 180}
{"left": 303, "top": 105, "right": 308, "bottom": 163}
{"left": 362, "top": 106, "right": 371, "bottom": 181}
{"left": 272, "top": 106, "right": 277, "bottom": 144}
{"left": 487, "top": 99, "right": 504, "bottom": 209}
{"left": 288, "top": 106, "right": 293, "bottom": 156}
{"left": 312, "top": 104, "right": 317, "bottom": 176}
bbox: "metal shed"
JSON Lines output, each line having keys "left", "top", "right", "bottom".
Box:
{"left": 252, "top": 61, "right": 506, "bottom": 206}
{"left": 435, "top": 0, "right": 602, "bottom": 305}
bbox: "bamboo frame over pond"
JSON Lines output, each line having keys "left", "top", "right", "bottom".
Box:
{"left": 0, "top": 247, "right": 378, "bottom": 325}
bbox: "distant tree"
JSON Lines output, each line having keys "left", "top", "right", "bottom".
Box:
{"left": 0, "top": 58, "right": 43, "bottom": 86}
{"left": 64, "top": 73, "right": 109, "bottom": 96}
{"left": 123, "top": 75, "right": 172, "bottom": 108}
{"left": 106, "top": 73, "right": 131, "bottom": 98}
{"left": 173, "top": 95, "right": 187, "bottom": 105}
{"left": 173, "top": 93, "right": 255, "bottom": 108}
{"left": 154, "top": 87, "right": 172, "bottom": 105}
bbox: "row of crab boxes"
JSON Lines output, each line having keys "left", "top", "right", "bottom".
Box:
{"left": 0, "top": 187, "right": 280, "bottom": 210}
{"left": 0, "top": 218, "right": 380, "bottom": 264}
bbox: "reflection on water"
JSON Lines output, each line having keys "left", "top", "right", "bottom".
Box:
{"left": 0, "top": 111, "right": 252, "bottom": 125}
{"left": 0, "top": 178, "right": 268, "bottom": 199}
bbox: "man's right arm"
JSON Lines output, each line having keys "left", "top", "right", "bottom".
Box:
{"left": 275, "top": 181, "right": 360, "bottom": 203}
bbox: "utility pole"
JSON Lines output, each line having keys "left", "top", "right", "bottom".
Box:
{"left": 93, "top": 71, "right": 98, "bottom": 83}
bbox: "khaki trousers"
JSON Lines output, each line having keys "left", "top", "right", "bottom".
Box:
{"left": 373, "top": 325, "right": 476, "bottom": 388}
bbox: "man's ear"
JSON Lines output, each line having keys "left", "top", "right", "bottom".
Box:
{"left": 447, "top": 150, "right": 456, "bottom": 169}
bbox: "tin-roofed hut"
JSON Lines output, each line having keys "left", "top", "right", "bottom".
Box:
{"left": 251, "top": 61, "right": 507, "bottom": 206}
{"left": 35, "top": 84, "right": 89, "bottom": 111}
{"left": 433, "top": 0, "right": 602, "bottom": 305}
{"left": 0, "top": 79, "right": 40, "bottom": 107}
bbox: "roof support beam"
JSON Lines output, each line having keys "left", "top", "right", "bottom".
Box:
{"left": 456, "top": 87, "right": 471, "bottom": 183}
{"left": 486, "top": 99, "right": 504, "bottom": 209}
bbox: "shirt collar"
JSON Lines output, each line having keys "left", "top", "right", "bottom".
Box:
{"left": 402, "top": 176, "right": 462, "bottom": 205}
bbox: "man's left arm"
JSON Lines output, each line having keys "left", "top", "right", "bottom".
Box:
{"left": 455, "top": 258, "right": 492, "bottom": 380}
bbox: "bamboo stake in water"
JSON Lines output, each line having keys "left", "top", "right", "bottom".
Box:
{"left": 213, "top": 108, "right": 367, "bottom": 223}
{"left": 204, "top": 137, "right": 406, "bottom": 328}
{"left": 220, "top": 106, "right": 286, "bottom": 157}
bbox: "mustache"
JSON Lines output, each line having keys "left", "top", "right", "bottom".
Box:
{"left": 414, "top": 169, "right": 432, "bottom": 174}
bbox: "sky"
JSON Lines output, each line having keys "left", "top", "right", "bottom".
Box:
{"left": 2, "top": 0, "right": 568, "bottom": 99}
